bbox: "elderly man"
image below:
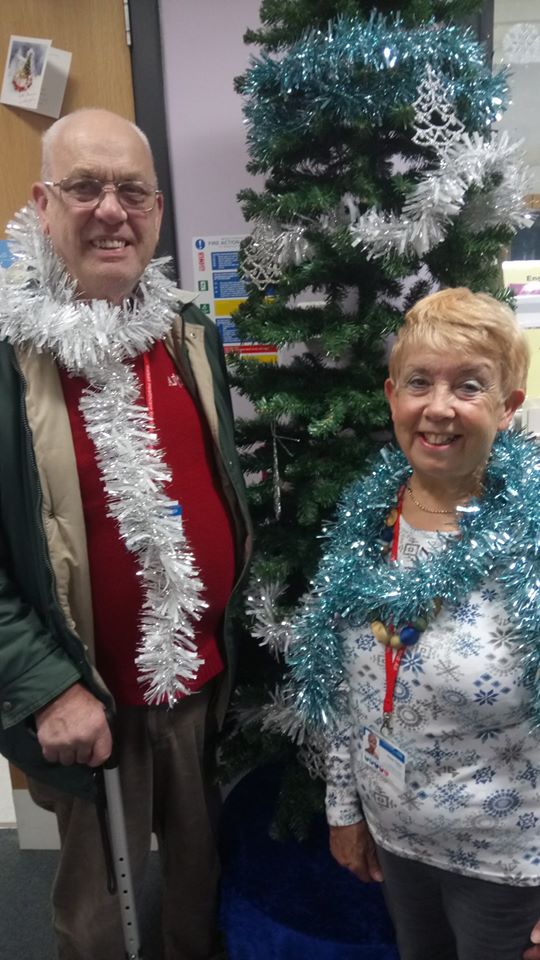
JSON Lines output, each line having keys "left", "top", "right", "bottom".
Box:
{"left": 0, "top": 108, "right": 251, "bottom": 960}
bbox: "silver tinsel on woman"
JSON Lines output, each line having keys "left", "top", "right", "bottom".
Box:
{"left": 0, "top": 205, "right": 207, "bottom": 706}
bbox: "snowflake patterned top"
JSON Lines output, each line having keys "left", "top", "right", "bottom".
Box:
{"left": 285, "top": 431, "right": 540, "bottom": 734}
{"left": 0, "top": 204, "right": 208, "bottom": 707}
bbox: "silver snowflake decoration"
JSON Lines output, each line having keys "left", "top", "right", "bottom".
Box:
{"left": 241, "top": 220, "right": 312, "bottom": 290}
{"left": 412, "top": 64, "right": 464, "bottom": 154}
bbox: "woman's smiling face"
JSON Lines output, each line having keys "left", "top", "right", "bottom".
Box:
{"left": 384, "top": 349, "right": 521, "bottom": 491}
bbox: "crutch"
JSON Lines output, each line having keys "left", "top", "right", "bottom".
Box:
{"left": 96, "top": 760, "right": 143, "bottom": 959}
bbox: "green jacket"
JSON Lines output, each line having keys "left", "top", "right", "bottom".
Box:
{"left": 0, "top": 300, "right": 251, "bottom": 800}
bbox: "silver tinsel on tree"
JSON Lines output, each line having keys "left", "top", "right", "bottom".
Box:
{"left": 241, "top": 61, "right": 528, "bottom": 284}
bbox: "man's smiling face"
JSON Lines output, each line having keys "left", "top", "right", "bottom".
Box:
{"left": 32, "top": 110, "right": 163, "bottom": 304}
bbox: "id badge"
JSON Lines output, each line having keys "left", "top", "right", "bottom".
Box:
{"left": 361, "top": 726, "right": 407, "bottom": 789}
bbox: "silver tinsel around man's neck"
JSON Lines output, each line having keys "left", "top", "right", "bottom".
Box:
{"left": 1, "top": 203, "right": 182, "bottom": 377}
{"left": 0, "top": 204, "right": 208, "bottom": 706}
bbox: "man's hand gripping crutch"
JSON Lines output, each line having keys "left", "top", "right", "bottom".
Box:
{"left": 36, "top": 682, "right": 143, "bottom": 959}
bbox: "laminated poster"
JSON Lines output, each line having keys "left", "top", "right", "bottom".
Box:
{"left": 191, "top": 234, "right": 277, "bottom": 363}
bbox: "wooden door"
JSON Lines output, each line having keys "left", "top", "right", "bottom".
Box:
{"left": 0, "top": 0, "right": 135, "bottom": 234}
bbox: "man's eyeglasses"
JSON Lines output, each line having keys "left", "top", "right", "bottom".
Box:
{"left": 43, "top": 177, "right": 161, "bottom": 213}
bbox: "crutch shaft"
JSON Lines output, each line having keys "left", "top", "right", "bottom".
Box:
{"left": 103, "top": 765, "right": 143, "bottom": 960}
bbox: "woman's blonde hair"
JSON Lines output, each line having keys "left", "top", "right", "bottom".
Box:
{"left": 389, "top": 287, "right": 530, "bottom": 397}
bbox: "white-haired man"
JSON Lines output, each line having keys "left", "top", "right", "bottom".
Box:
{"left": 0, "top": 108, "right": 251, "bottom": 960}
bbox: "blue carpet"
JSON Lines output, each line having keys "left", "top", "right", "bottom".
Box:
{"left": 219, "top": 766, "right": 398, "bottom": 959}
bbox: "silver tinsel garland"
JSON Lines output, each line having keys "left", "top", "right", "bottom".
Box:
{"left": 281, "top": 431, "right": 540, "bottom": 737}
{"left": 0, "top": 205, "right": 207, "bottom": 706}
{"left": 241, "top": 113, "right": 527, "bottom": 286}
{"left": 349, "top": 65, "right": 526, "bottom": 259}
{"left": 241, "top": 125, "right": 528, "bottom": 285}
{"left": 245, "top": 578, "right": 292, "bottom": 658}
{"left": 350, "top": 129, "right": 529, "bottom": 259}
{"left": 262, "top": 687, "right": 328, "bottom": 780}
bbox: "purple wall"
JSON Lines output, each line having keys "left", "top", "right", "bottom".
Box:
{"left": 158, "top": 0, "right": 261, "bottom": 289}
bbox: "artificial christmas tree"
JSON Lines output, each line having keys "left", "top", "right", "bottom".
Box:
{"left": 220, "top": 0, "right": 528, "bottom": 837}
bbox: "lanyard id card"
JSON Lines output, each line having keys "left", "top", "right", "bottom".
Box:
{"left": 361, "top": 725, "right": 407, "bottom": 789}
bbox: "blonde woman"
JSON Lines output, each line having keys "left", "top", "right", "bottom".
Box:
{"left": 288, "top": 288, "right": 540, "bottom": 960}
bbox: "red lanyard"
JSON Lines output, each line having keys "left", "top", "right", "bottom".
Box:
{"left": 143, "top": 352, "right": 156, "bottom": 428}
{"left": 142, "top": 351, "right": 182, "bottom": 519}
{"left": 382, "top": 490, "right": 405, "bottom": 724}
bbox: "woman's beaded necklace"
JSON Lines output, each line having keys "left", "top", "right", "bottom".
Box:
{"left": 371, "top": 487, "right": 446, "bottom": 729}
{"left": 370, "top": 487, "right": 440, "bottom": 650}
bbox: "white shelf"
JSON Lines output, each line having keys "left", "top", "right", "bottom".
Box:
{"left": 0, "top": 755, "right": 16, "bottom": 827}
